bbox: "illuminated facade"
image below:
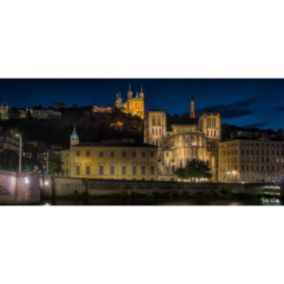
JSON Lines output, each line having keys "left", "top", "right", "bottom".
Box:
{"left": 219, "top": 139, "right": 284, "bottom": 183}
{"left": 144, "top": 111, "right": 167, "bottom": 147}
{"left": 144, "top": 98, "right": 221, "bottom": 181}
{"left": 115, "top": 85, "right": 145, "bottom": 119}
{"left": 62, "top": 129, "right": 158, "bottom": 180}
{"left": 61, "top": 142, "right": 158, "bottom": 180}
{"left": 92, "top": 105, "right": 113, "bottom": 113}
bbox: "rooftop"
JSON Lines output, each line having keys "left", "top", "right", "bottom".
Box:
{"left": 72, "top": 140, "right": 156, "bottom": 148}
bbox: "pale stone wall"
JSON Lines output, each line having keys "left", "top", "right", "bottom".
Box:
{"left": 0, "top": 170, "right": 41, "bottom": 204}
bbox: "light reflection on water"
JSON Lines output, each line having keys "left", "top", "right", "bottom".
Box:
{"left": 47, "top": 196, "right": 282, "bottom": 206}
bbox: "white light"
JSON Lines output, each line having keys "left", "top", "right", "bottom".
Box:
{"left": 24, "top": 177, "right": 30, "bottom": 185}
{"left": 44, "top": 181, "right": 49, "bottom": 186}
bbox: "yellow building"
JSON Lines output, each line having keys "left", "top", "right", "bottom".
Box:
{"left": 61, "top": 140, "right": 158, "bottom": 181}
{"left": 115, "top": 85, "right": 145, "bottom": 119}
{"left": 219, "top": 139, "right": 284, "bottom": 183}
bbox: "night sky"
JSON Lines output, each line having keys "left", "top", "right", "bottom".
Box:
{"left": 0, "top": 79, "right": 283, "bottom": 130}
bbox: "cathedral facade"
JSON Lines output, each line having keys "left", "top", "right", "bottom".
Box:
{"left": 144, "top": 97, "right": 221, "bottom": 181}
{"left": 115, "top": 85, "right": 145, "bottom": 119}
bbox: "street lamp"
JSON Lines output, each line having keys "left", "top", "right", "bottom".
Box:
{"left": 15, "top": 132, "right": 22, "bottom": 173}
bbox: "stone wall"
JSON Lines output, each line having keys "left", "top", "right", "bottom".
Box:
{"left": 52, "top": 176, "right": 284, "bottom": 197}
{"left": 0, "top": 170, "right": 41, "bottom": 204}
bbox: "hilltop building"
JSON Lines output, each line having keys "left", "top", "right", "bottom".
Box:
{"left": 0, "top": 104, "right": 9, "bottom": 120}
{"left": 115, "top": 85, "right": 145, "bottom": 119}
{"left": 144, "top": 97, "right": 221, "bottom": 181}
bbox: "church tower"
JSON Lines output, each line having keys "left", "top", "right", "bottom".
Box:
{"left": 127, "top": 84, "right": 133, "bottom": 100}
{"left": 144, "top": 111, "right": 167, "bottom": 146}
{"left": 190, "top": 96, "right": 196, "bottom": 119}
{"left": 139, "top": 86, "right": 144, "bottom": 99}
{"left": 70, "top": 126, "right": 79, "bottom": 146}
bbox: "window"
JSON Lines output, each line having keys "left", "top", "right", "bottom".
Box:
{"left": 76, "top": 150, "right": 80, "bottom": 157}
{"left": 141, "top": 151, "right": 146, "bottom": 158}
{"left": 99, "top": 151, "right": 104, "bottom": 157}
{"left": 150, "top": 151, "right": 154, "bottom": 158}
{"left": 99, "top": 165, "right": 104, "bottom": 175}
{"left": 121, "top": 165, "right": 126, "bottom": 175}
{"left": 150, "top": 166, "right": 155, "bottom": 175}
{"left": 86, "top": 165, "right": 91, "bottom": 175}
{"left": 110, "top": 165, "right": 115, "bottom": 175}
{"left": 141, "top": 166, "right": 146, "bottom": 175}
{"left": 132, "top": 166, "right": 137, "bottom": 175}
{"left": 157, "top": 117, "right": 161, "bottom": 126}
{"left": 76, "top": 165, "right": 81, "bottom": 175}
{"left": 110, "top": 151, "right": 114, "bottom": 157}
{"left": 86, "top": 151, "right": 90, "bottom": 157}
{"left": 122, "top": 151, "right": 126, "bottom": 158}
{"left": 132, "top": 151, "right": 136, "bottom": 158}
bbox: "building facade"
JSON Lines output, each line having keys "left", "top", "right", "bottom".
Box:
{"left": 144, "top": 111, "right": 167, "bottom": 147}
{"left": 219, "top": 139, "right": 284, "bottom": 183}
{"left": 0, "top": 128, "right": 20, "bottom": 153}
{"left": 144, "top": 99, "right": 221, "bottom": 181}
{"left": 61, "top": 135, "right": 158, "bottom": 181}
{"left": 115, "top": 85, "right": 145, "bottom": 119}
{"left": 0, "top": 104, "right": 9, "bottom": 120}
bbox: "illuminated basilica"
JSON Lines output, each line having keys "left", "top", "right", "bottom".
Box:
{"left": 115, "top": 85, "right": 145, "bottom": 119}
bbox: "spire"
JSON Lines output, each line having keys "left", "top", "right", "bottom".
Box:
{"left": 139, "top": 85, "right": 144, "bottom": 99}
{"left": 190, "top": 96, "right": 196, "bottom": 119}
{"left": 70, "top": 125, "right": 79, "bottom": 146}
{"left": 127, "top": 84, "right": 133, "bottom": 100}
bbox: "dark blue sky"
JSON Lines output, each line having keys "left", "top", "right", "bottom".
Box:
{"left": 0, "top": 79, "right": 283, "bottom": 130}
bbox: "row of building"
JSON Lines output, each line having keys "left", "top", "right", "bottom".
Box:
{"left": 0, "top": 104, "right": 62, "bottom": 120}
{"left": 60, "top": 89, "right": 284, "bottom": 183}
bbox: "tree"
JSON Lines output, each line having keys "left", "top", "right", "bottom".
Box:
{"left": 0, "top": 149, "right": 18, "bottom": 171}
{"left": 48, "top": 152, "right": 62, "bottom": 175}
{"left": 175, "top": 159, "right": 212, "bottom": 181}
{"left": 8, "top": 108, "right": 20, "bottom": 120}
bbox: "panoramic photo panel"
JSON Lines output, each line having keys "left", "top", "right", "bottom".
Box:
{"left": 0, "top": 79, "right": 283, "bottom": 205}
